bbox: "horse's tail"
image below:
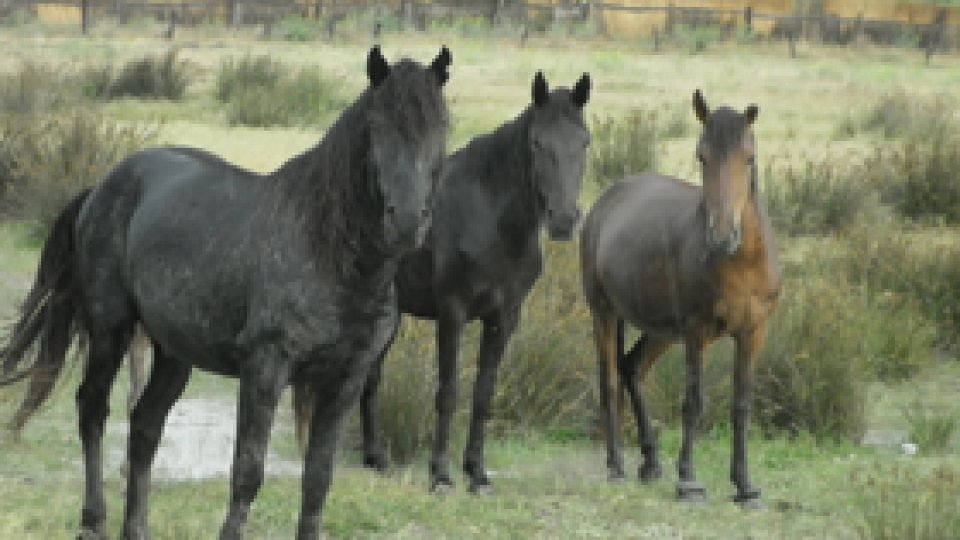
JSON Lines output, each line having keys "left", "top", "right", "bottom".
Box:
{"left": 292, "top": 380, "right": 315, "bottom": 456}
{"left": 2, "top": 188, "right": 91, "bottom": 434}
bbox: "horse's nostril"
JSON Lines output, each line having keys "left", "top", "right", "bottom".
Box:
{"left": 421, "top": 208, "right": 430, "bottom": 219}
{"left": 386, "top": 204, "right": 396, "bottom": 216}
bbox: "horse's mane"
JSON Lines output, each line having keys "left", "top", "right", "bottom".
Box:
{"left": 270, "top": 59, "right": 448, "bottom": 275}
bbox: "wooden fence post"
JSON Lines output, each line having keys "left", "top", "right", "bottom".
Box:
{"left": 81, "top": 0, "right": 89, "bottom": 34}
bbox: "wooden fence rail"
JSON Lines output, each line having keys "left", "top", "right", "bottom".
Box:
{"left": 10, "top": 0, "right": 960, "bottom": 52}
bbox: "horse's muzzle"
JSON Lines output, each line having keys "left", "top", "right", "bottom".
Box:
{"left": 547, "top": 208, "right": 581, "bottom": 241}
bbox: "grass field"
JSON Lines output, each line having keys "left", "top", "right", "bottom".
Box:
{"left": 1, "top": 20, "right": 960, "bottom": 539}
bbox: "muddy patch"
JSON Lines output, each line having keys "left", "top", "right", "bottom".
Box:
{"left": 107, "top": 397, "right": 300, "bottom": 480}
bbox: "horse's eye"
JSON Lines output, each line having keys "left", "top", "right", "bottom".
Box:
{"left": 746, "top": 155, "right": 756, "bottom": 166}
{"left": 696, "top": 153, "right": 706, "bottom": 164}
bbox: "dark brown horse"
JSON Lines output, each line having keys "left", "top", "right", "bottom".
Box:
{"left": 579, "top": 90, "right": 781, "bottom": 506}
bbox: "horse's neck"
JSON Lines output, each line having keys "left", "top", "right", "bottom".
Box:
{"left": 737, "top": 196, "right": 774, "bottom": 262}
{"left": 487, "top": 121, "right": 544, "bottom": 246}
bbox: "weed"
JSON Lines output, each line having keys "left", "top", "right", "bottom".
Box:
{"left": 588, "top": 108, "right": 658, "bottom": 187}
{"left": 903, "top": 402, "right": 957, "bottom": 454}
{"left": 853, "top": 463, "right": 960, "bottom": 540}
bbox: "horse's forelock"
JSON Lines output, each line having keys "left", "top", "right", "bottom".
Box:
{"left": 536, "top": 88, "right": 588, "bottom": 127}
{"left": 369, "top": 59, "right": 449, "bottom": 146}
{"left": 702, "top": 107, "right": 751, "bottom": 159}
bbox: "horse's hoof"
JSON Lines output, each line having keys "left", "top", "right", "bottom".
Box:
{"left": 676, "top": 480, "right": 708, "bottom": 502}
{"left": 76, "top": 527, "right": 107, "bottom": 540}
{"left": 363, "top": 454, "right": 389, "bottom": 473}
{"left": 608, "top": 470, "right": 627, "bottom": 483}
{"left": 639, "top": 463, "right": 662, "bottom": 484}
{"left": 430, "top": 477, "right": 455, "bottom": 495}
{"left": 468, "top": 481, "right": 494, "bottom": 496}
{"left": 734, "top": 487, "right": 764, "bottom": 510}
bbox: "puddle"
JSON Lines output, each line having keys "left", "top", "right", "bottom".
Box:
{"left": 107, "top": 397, "right": 301, "bottom": 480}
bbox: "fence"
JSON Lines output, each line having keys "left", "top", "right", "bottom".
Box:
{"left": 9, "top": 0, "right": 960, "bottom": 51}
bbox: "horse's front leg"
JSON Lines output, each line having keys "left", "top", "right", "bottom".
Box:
{"left": 463, "top": 307, "right": 519, "bottom": 493}
{"left": 429, "top": 303, "right": 466, "bottom": 492}
{"left": 297, "top": 314, "right": 397, "bottom": 539}
{"left": 360, "top": 319, "right": 400, "bottom": 472}
{"left": 219, "top": 354, "right": 291, "bottom": 540}
{"left": 677, "top": 336, "right": 707, "bottom": 502}
{"left": 731, "top": 323, "right": 767, "bottom": 507}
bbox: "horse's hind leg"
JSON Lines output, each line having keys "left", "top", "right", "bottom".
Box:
{"left": 360, "top": 318, "right": 399, "bottom": 472}
{"left": 592, "top": 311, "right": 624, "bottom": 481}
{"left": 77, "top": 326, "right": 132, "bottom": 537}
{"left": 463, "top": 307, "right": 519, "bottom": 493}
{"left": 122, "top": 345, "right": 191, "bottom": 539}
{"left": 619, "top": 333, "right": 671, "bottom": 483}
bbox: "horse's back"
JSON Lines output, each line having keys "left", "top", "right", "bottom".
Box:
{"left": 75, "top": 146, "right": 274, "bottom": 372}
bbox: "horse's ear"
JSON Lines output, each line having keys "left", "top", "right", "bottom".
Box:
{"left": 532, "top": 71, "right": 549, "bottom": 107}
{"left": 367, "top": 46, "right": 390, "bottom": 88}
{"left": 693, "top": 89, "right": 709, "bottom": 124}
{"left": 745, "top": 104, "right": 759, "bottom": 126}
{"left": 571, "top": 73, "right": 591, "bottom": 108}
{"left": 429, "top": 46, "right": 452, "bottom": 87}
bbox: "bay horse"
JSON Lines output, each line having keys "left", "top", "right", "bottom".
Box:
{"left": 294, "top": 70, "right": 591, "bottom": 493}
{"left": 1, "top": 46, "right": 451, "bottom": 539}
{"left": 579, "top": 90, "right": 781, "bottom": 506}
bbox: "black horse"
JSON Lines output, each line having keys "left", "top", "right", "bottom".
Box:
{"left": 1, "top": 46, "right": 451, "bottom": 539}
{"left": 295, "top": 70, "right": 591, "bottom": 493}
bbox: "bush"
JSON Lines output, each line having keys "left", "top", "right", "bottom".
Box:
{"left": 875, "top": 134, "right": 960, "bottom": 224}
{"left": 748, "top": 277, "right": 867, "bottom": 440}
{"left": 853, "top": 464, "right": 960, "bottom": 540}
{"left": 361, "top": 319, "right": 442, "bottom": 465}
{"left": 842, "top": 223, "right": 960, "bottom": 341}
{"left": 764, "top": 156, "right": 875, "bottom": 236}
{"left": 492, "top": 242, "right": 595, "bottom": 437}
{"left": 0, "top": 109, "right": 157, "bottom": 237}
{"left": 589, "top": 109, "right": 658, "bottom": 187}
{"left": 274, "top": 16, "right": 323, "bottom": 42}
{"left": 216, "top": 56, "right": 344, "bottom": 128}
{"left": 861, "top": 91, "right": 955, "bottom": 140}
{"left": 87, "top": 49, "right": 191, "bottom": 101}
{"left": 215, "top": 55, "right": 285, "bottom": 103}
{"left": 0, "top": 61, "right": 82, "bottom": 114}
